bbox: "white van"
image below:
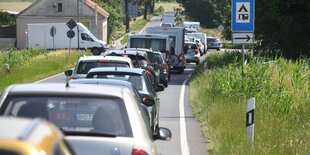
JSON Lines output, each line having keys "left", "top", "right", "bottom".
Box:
{"left": 183, "top": 21, "right": 200, "bottom": 32}
{"left": 26, "top": 23, "right": 108, "bottom": 55}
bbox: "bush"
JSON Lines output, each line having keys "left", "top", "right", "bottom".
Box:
{"left": 0, "top": 12, "right": 15, "bottom": 26}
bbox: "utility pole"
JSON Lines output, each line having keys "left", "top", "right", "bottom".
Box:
{"left": 125, "top": 0, "right": 130, "bottom": 33}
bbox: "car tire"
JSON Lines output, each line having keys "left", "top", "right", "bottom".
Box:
{"left": 178, "top": 68, "right": 184, "bottom": 73}
{"left": 163, "top": 80, "right": 168, "bottom": 87}
{"left": 196, "top": 60, "right": 200, "bottom": 65}
{"left": 91, "top": 48, "right": 101, "bottom": 55}
{"left": 217, "top": 48, "right": 221, "bottom": 51}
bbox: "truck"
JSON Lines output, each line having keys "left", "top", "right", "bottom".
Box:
{"left": 161, "top": 12, "right": 175, "bottom": 27}
{"left": 146, "top": 26, "right": 186, "bottom": 73}
{"left": 183, "top": 21, "right": 200, "bottom": 32}
{"left": 26, "top": 23, "right": 108, "bottom": 55}
{"left": 127, "top": 34, "right": 171, "bottom": 63}
{"left": 186, "top": 33, "right": 207, "bottom": 54}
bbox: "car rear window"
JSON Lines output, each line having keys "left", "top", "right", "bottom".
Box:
{"left": 184, "top": 44, "right": 198, "bottom": 49}
{"left": 207, "top": 38, "right": 220, "bottom": 43}
{"left": 87, "top": 73, "right": 143, "bottom": 90}
{"left": 130, "top": 38, "right": 166, "bottom": 53}
{"left": 77, "top": 61, "right": 130, "bottom": 74}
{"left": 1, "top": 96, "right": 133, "bottom": 137}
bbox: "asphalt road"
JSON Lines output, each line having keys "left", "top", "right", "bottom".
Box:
{"left": 36, "top": 16, "right": 214, "bottom": 155}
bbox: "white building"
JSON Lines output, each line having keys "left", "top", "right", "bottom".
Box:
{"left": 16, "top": 0, "right": 109, "bottom": 48}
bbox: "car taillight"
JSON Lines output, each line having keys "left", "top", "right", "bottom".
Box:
{"left": 143, "top": 95, "right": 152, "bottom": 99}
{"left": 132, "top": 149, "right": 148, "bottom": 155}
{"left": 179, "top": 53, "right": 183, "bottom": 62}
{"left": 146, "top": 70, "right": 151, "bottom": 75}
{"left": 122, "top": 54, "right": 128, "bottom": 56}
{"left": 163, "top": 63, "right": 167, "bottom": 72}
{"left": 69, "top": 78, "right": 76, "bottom": 81}
{"left": 195, "top": 49, "right": 199, "bottom": 54}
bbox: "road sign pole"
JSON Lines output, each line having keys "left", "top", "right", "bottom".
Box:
{"left": 242, "top": 44, "right": 245, "bottom": 82}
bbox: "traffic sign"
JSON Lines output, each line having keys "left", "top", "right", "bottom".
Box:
{"left": 232, "top": 32, "right": 254, "bottom": 44}
{"left": 232, "top": 0, "right": 254, "bottom": 32}
{"left": 50, "top": 26, "right": 56, "bottom": 37}
{"left": 67, "top": 30, "right": 75, "bottom": 38}
{"left": 66, "top": 19, "right": 77, "bottom": 30}
{"left": 217, "top": 25, "right": 224, "bottom": 32}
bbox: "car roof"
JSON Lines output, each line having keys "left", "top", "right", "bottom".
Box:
{"left": 69, "top": 79, "right": 134, "bottom": 88}
{"left": 104, "top": 50, "right": 148, "bottom": 56}
{"left": 2, "top": 83, "right": 131, "bottom": 98}
{"left": 78, "top": 55, "right": 132, "bottom": 62}
{"left": 126, "top": 48, "right": 153, "bottom": 52}
{"left": 87, "top": 67, "right": 145, "bottom": 75}
{"left": 0, "top": 117, "right": 58, "bottom": 141}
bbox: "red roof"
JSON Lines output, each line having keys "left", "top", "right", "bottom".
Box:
{"left": 84, "top": 0, "right": 109, "bottom": 18}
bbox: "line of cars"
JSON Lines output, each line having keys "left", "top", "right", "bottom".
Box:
{"left": 0, "top": 47, "right": 172, "bottom": 154}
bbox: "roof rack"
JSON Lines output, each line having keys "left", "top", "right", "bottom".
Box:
{"left": 18, "top": 118, "right": 42, "bottom": 140}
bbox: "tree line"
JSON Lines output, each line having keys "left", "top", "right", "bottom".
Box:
{"left": 177, "top": 0, "right": 310, "bottom": 58}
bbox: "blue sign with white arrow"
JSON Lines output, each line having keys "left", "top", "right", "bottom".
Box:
{"left": 232, "top": 0, "right": 254, "bottom": 32}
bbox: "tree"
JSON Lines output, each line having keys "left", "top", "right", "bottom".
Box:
{"left": 0, "top": 12, "right": 15, "bottom": 26}
{"left": 125, "top": 0, "right": 130, "bottom": 32}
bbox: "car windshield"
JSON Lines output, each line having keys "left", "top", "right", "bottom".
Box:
{"left": 1, "top": 96, "right": 132, "bottom": 137}
{"left": 87, "top": 73, "right": 143, "bottom": 90}
{"left": 130, "top": 38, "right": 166, "bottom": 53}
{"left": 77, "top": 61, "right": 129, "bottom": 74}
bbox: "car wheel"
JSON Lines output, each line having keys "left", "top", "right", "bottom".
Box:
{"left": 168, "top": 72, "right": 171, "bottom": 81}
{"left": 196, "top": 60, "right": 200, "bottom": 65}
{"left": 92, "top": 48, "right": 101, "bottom": 55}
{"left": 164, "top": 80, "right": 168, "bottom": 87}
{"left": 217, "top": 48, "right": 221, "bottom": 51}
{"left": 178, "top": 68, "right": 184, "bottom": 73}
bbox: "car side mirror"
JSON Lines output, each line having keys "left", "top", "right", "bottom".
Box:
{"left": 156, "top": 85, "right": 165, "bottom": 92}
{"left": 143, "top": 98, "right": 155, "bottom": 106}
{"left": 64, "top": 69, "right": 73, "bottom": 76}
{"left": 154, "top": 127, "right": 171, "bottom": 141}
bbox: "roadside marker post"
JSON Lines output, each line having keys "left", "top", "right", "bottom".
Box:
{"left": 246, "top": 98, "right": 255, "bottom": 145}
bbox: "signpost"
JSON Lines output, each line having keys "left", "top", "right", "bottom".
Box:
{"left": 246, "top": 98, "right": 255, "bottom": 145}
{"left": 50, "top": 26, "right": 56, "bottom": 50}
{"left": 231, "top": 0, "right": 255, "bottom": 82}
{"left": 66, "top": 19, "right": 77, "bottom": 62}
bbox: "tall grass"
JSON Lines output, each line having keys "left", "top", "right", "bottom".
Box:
{"left": 190, "top": 52, "right": 310, "bottom": 154}
{"left": 0, "top": 50, "right": 91, "bottom": 91}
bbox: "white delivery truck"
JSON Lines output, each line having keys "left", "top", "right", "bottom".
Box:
{"left": 183, "top": 21, "right": 200, "bottom": 32}
{"left": 161, "top": 12, "right": 175, "bottom": 27}
{"left": 127, "top": 34, "right": 171, "bottom": 62}
{"left": 26, "top": 23, "right": 108, "bottom": 55}
{"left": 146, "top": 26, "right": 186, "bottom": 73}
{"left": 186, "top": 33, "right": 207, "bottom": 54}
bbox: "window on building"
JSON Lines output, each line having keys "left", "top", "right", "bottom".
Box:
{"left": 57, "top": 2, "right": 63, "bottom": 12}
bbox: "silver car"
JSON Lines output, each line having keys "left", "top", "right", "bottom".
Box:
{"left": 184, "top": 42, "right": 201, "bottom": 65}
{"left": 0, "top": 83, "right": 171, "bottom": 155}
{"left": 67, "top": 55, "right": 134, "bottom": 80}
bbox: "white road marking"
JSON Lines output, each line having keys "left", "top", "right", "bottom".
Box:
{"left": 33, "top": 72, "right": 64, "bottom": 83}
{"left": 180, "top": 76, "right": 190, "bottom": 155}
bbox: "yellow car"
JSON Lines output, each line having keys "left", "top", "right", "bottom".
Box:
{"left": 0, "top": 117, "right": 75, "bottom": 155}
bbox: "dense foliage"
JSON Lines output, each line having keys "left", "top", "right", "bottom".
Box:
{"left": 0, "top": 12, "right": 15, "bottom": 26}
{"left": 177, "top": 0, "right": 310, "bottom": 59}
{"left": 190, "top": 52, "right": 310, "bottom": 154}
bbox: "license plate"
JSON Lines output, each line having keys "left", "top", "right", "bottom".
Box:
{"left": 76, "top": 114, "right": 93, "bottom": 121}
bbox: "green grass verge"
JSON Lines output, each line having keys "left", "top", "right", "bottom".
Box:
{"left": 190, "top": 52, "right": 310, "bottom": 154}
{"left": 0, "top": 50, "right": 91, "bottom": 91}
